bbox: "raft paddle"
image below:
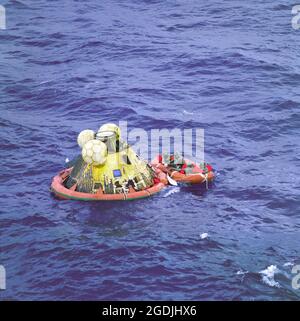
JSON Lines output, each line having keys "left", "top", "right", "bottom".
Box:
{"left": 167, "top": 173, "right": 178, "bottom": 186}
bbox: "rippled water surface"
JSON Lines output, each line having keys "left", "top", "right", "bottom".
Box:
{"left": 0, "top": 0, "right": 300, "bottom": 300}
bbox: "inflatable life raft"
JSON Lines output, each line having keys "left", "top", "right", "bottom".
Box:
{"left": 50, "top": 123, "right": 168, "bottom": 201}
{"left": 151, "top": 155, "right": 214, "bottom": 185}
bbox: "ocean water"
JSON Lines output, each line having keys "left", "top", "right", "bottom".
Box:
{"left": 0, "top": 0, "right": 300, "bottom": 300}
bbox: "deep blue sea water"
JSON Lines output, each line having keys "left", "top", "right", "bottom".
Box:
{"left": 0, "top": 0, "right": 300, "bottom": 300}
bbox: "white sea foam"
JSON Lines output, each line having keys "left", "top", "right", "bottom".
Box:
{"left": 200, "top": 233, "right": 209, "bottom": 239}
{"left": 259, "top": 265, "right": 280, "bottom": 288}
{"left": 237, "top": 270, "right": 248, "bottom": 282}
{"left": 37, "top": 80, "right": 52, "bottom": 86}
{"left": 163, "top": 187, "right": 180, "bottom": 198}
{"left": 237, "top": 270, "right": 248, "bottom": 275}
{"left": 65, "top": 158, "right": 70, "bottom": 163}
{"left": 283, "top": 262, "right": 293, "bottom": 267}
{"left": 183, "top": 109, "right": 194, "bottom": 115}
